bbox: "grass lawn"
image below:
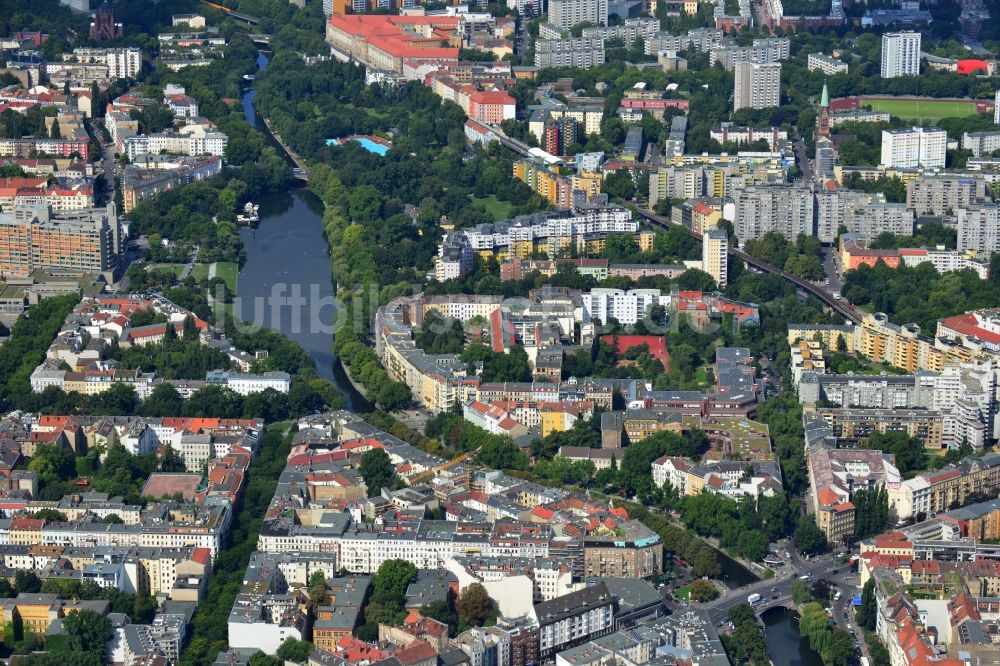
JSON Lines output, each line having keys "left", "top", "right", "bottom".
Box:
{"left": 191, "top": 264, "right": 209, "bottom": 282}
{"left": 212, "top": 261, "right": 239, "bottom": 294}
{"left": 472, "top": 195, "right": 513, "bottom": 221}
{"left": 866, "top": 99, "right": 980, "bottom": 120}
{"left": 147, "top": 263, "right": 187, "bottom": 278}
{"left": 674, "top": 584, "right": 692, "bottom": 600}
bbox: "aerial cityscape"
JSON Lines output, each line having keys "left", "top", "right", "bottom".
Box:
{"left": 0, "top": 1, "right": 999, "bottom": 666}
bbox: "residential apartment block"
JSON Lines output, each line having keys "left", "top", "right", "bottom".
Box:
{"left": 0, "top": 204, "right": 120, "bottom": 278}
{"left": 881, "top": 31, "right": 921, "bottom": 78}
{"left": 881, "top": 127, "right": 947, "bottom": 169}
{"left": 905, "top": 174, "right": 986, "bottom": 217}
{"left": 806, "top": 52, "right": 848, "bottom": 75}
{"left": 534, "top": 38, "right": 605, "bottom": 69}
{"left": 547, "top": 0, "right": 609, "bottom": 29}
{"left": 732, "top": 61, "right": 781, "bottom": 111}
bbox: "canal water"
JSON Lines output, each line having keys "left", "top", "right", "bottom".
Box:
{"left": 717, "top": 549, "right": 757, "bottom": 588}
{"left": 238, "top": 51, "right": 367, "bottom": 411}
{"left": 762, "top": 608, "right": 824, "bottom": 666}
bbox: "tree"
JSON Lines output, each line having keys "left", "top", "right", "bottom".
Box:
{"left": 14, "top": 570, "right": 41, "bottom": 593}
{"left": 102, "top": 514, "right": 124, "bottom": 524}
{"left": 862, "top": 431, "right": 924, "bottom": 474}
{"left": 140, "top": 383, "right": 183, "bottom": 417}
{"left": 857, "top": 579, "right": 877, "bottom": 630}
{"left": 159, "top": 446, "right": 187, "bottom": 473}
{"left": 31, "top": 508, "right": 68, "bottom": 522}
{"left": 248, "top": 654, "right": 282, "bottom": 666}
{"left": 421, "top": 600, "right": 458, "bottom": 636}
{"left": 689, "top": 579, "right": 719, "bottom": 602}
{"left": 372, "top": 560, "right": 418, "bottom": 600}
{"left": 794, "top": 515, "right": 827, "bottom": 555}
{"left": 791, "top": 579, "right": 813, "bottom": 604}
{"left": 478, "top": 438, "right": 528, "bottom": 470}
{"left": 183, "top": 315, "right": 200, "bottom": 341}
{"left": 456, "top": 583, "right": 496, "bottom": 627}
{"left": 276, "top": 639, "right": 315, "bottom": 663}
{"left": 308, "top": 571, "right": 327, "bottom": 608}
{"left": 359, "top": 448, "right": 395, "bottom": 497}
{"left": 28, "top": 443, "right": 76, "bottom": 487}
{"left": 687, "top": 543, "right": 721, "bottom": 578}
{"left": 61, "top": 609, "right": 112, "bottom": 656}
{"left": 853, "top": 485, "right": 889, "bottom": 538}
{"left": 602, "top": 170, "right": 636, "bottom": 200}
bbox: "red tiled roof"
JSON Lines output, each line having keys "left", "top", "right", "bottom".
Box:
{"left": 469, "top": 90, "right": 515, "bottom": 105}
{"left": 941, "top": 312, "right": 1000, "bottom": 345}
{"left": 395, "top": 640, "right": 438, "bottom": 666}
{"left": 817, "top": 486, "right": 841, "bottom": 507}
{"left": 328, "top": 14, "right": 459, "bottom": 61}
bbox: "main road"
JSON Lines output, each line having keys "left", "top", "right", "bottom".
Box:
{"left": 692, "top": 545, "right": 862, "bottom": 642}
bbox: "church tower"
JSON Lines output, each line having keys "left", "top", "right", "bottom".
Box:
{"left": 817, "top": 83, "right": 831, "bottom": 137}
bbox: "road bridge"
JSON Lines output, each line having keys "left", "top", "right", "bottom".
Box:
{"left": 485, "top": 123, "right": 859, "bottom": 324}
{"left": 631, "top": 207, "right": 861, "bottom": 324}
{"left": 199, "top": 0, "right": 260, "bottom": 25}
{"left": 753, "top": 594, "right": 793, "bottom": 615}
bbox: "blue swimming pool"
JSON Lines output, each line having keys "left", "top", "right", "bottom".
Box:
{"left": 353, "top": 137, "right": 390, "bottom": 155}
{"left": 326, "top": 137, "right": 390, "bottom": 155}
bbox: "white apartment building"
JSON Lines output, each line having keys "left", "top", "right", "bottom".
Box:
{"left": 126, "top": 129, "right": 228, "bottom": 161}
{"left": 807, "top": 52, "right": 848, "bottom": 75}
{"left": 534, "top": 38, "right": 605, "bottom": 69}
{"left": 881, "top": 31, "right": 921, "bottom": 78}
{"left": 957, "top": 204, "right": 1000, "bottom": 256}
{"left": 547, "top": 0, "right": 608, "bottom": 29}
{"left": 65, "top": 48, "right": 142, "bottom": 79}
{"left": 436, "top": 233, "right": 474, "bottom": 281}
{"left": 995, "top": 90, "right": 1000, "bottom": 125}
{"left": 709, "top": 124, "right": 788, "bottom": 150}
{"left": 880, "top": 127, "right": 946, "bottom": 169}
{"left": 898, "top": 247, "right": 989, "bottom": 279}
{"left": 580, "top": 288, "right": 666, "bottom": 326}
{"left": 733, "top": 61, "right": 781, "bottom": 111}
{"left": 651, "top": 455, "right": 692, "bottom": 493}
{"left": 107, "top": 48, "right": 142, "bottom": 79}
{"left": 961, "top": 131, "right": 1000, "bottom": 157}
{"left": 223, "top": 371, "right": 292, "bottom": 395}
{"left": 702, "top": 228, "right": 728, "bottom": 287}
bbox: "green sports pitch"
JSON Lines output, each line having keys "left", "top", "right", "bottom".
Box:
{"left": 863, "top": 98, "right": 982, "bottom": 120}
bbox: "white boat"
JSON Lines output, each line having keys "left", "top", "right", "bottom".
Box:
{"left": 236, "top": 202, "right": 260, "bottom": 225}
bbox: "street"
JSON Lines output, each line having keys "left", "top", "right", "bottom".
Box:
{"left": 794, "top": 138, "right": 813, "bottom": 182}
{"left": 667, "top": 543, "right": 866, "bottom": 659}
{"left": 822, "top": 245, "right": 843, "bottom": 296}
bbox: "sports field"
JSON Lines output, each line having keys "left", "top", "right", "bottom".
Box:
{"left": 864, "top": 98, "right": 981, "bottom": 120}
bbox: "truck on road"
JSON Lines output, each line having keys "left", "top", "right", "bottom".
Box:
{"left": 748, "top": 593, "right": 761, "bottom": 605}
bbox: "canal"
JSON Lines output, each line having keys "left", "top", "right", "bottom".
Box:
{"left": 238, "top": 50, "right": 368, "bottom": 411}
{"left": 762, "top": 607, "right": 824, "bottom": 666}
{"left": 717, "top": 549, "right": 757, "bottom": 588}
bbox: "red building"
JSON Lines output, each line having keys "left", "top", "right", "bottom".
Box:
{"left": 957, "top": 59, "right": 989, "bottom": 75}
{"left": 467, "top": 90, "right": 515, "bottom": 124}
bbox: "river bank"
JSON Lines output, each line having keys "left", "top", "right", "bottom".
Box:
{"left": 239, "top": 50, "right": 369, "bottom": 411}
